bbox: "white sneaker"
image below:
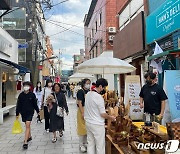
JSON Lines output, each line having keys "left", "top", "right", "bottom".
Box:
{"left": 46, "top": 129, "right": 49, "bottom": 133}
{"left": 80, "top": 145, "right": 87, "bottom": 153}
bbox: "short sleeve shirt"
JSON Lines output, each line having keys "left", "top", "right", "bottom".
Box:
{"left": 139, "top": 84, "right": 168, "bottom": 115}
{"left": 84, "top": 91, "right": 106, "bottom": 125}
{"left": 77, "top": 89, "right": 89, "bottom": 107}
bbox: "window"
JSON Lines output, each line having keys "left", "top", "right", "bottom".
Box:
{"left": 17, "top": 39, "right": 26, "bottom": 62}
{"left": 92, "top": 50, "right": 94, "bottom": 58}
{"left": 119, "top": 0, "right": 144, "bottom": 30}
{"left": 89, "top": 34, "right": 91, "bottom": 45}
{"left": 91, "top": 29, "right": 94, "bottom": 38}
{"left": 95, "top": 21, "right": 98, "bottom": 33}
{"left": 0, "top": 7, "right": 26, "bottom": 30}
{"left": 99, "top": 12, "right": 102, "bottom": 26}
{"left": 100, "top": 40, "right": 103, "bottom": 54}
{"left": 96, "top": 46, "right": 98, "bottom": 57}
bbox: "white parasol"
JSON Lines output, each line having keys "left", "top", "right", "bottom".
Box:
{"left": 77, "top": 57, "right": 136, "bottom": 75}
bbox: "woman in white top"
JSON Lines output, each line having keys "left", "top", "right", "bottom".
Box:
{"left": 42, "top": 79, "right": 53, "bottom": 132}
{"left": 33, "top": 81, "right": 43, "bottom": 109}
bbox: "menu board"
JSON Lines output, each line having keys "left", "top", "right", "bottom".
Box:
{"left": 124, "top": 75, "right": 143, "bottom": 120}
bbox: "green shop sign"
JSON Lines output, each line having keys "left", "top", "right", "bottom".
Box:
{"left": 146, "top": 0, "right": 180, "bottom": 44}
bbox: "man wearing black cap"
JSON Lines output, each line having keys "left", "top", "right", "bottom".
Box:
{"left": 16, "top": 81, "right": 39, "bottom": 149}
{"left": 139, "top": 72, "right": 168, "bottom": 123}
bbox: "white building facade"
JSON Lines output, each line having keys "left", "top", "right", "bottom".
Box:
{"left": 0, "top": 27, "right": 19, "bottom": 108}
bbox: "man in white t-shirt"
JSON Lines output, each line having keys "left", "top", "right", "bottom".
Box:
{"left": 84, "top": 78, "right": 116, "bottom": 154}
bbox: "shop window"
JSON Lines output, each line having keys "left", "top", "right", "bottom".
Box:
{"left": 0, "top": 7, "right": 26, "bottom": 30}
{"left": 17, "top": 39, "right": 26, "bottom": 62}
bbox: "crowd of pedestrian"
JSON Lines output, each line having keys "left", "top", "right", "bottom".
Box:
{"left": 16, "top": 79, "right": 69, "bottom": 149}
{"left": 15, "top": 72, "right": 167, "bottom": 153}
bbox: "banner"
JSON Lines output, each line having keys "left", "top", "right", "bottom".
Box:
{"left": 164, "top": 70, "right": 180, "bottom": 121}
{"left": 124, "top": 75, "right": 143, "bottom": 120}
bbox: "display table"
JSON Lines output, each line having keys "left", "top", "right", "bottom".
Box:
{"left": 106, "top": 135, "right": 136, "bottom": 154}
{"left": 132, "top": 122, "right": 167, "bottom": 134}
{"left": 132, "top": 122, "right": 168, "bottom": 141}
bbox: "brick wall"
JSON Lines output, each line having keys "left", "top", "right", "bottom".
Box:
{"left": 84, "top": 0, "right": 118, "bottom": 59}
{"left": 106, "top": 0, "right": 118, "bottom": 50}
{"left": 116, "top": 0, "right": 129, "bottom": 14}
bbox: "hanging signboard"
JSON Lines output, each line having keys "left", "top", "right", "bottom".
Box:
{"left": 164, "top": 70, "right": 180, "bottom": 121}
{"left": 124, "top": 75, "right": 143, "bottom": 120}
{"left": 146, "top": 0, "right": 180, "bottom": 44}
{"left": 18, "top": 43, "right": 28, "bottom": 49}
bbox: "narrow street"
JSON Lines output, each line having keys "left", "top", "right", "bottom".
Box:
{"left": 0, "top": 98, "right": 82, "bottom": 154}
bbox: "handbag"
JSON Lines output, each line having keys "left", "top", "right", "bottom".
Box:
{"left": 12, "top": 118, "right": 23, "bottom": 134}
{"left": 54, "top": 93, "right": 64, "bottom": 117}
{"left": 39, "top": 109, "right": 44, "bottom": 120}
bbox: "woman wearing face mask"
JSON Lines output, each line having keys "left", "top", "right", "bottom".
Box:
{"left": 49, "top": 83, "right": 69, "bottom": 143}
{"left": 33, "top": 81, "right": 43, "bottom": 123}
{"left": 33, "top": 81, "right": 43, "bottom": 110}
{"left": 76, "top": 78, "right": 91, "bottom": 153}
{"left": 42, "top": 79, "right": 53, "bottom": 132}
{"left": 16, "top": 81, "right": 39, "bottom": 150}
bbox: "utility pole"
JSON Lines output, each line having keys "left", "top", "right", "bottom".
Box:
{"left": 31, "top": 0, "right": 39, "bottom": 86}
{"left": 59, "top": 49, "right": 62, "bottom": 79}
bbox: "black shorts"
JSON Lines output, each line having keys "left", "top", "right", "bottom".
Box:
{"left": 22, "top": 115, "right": 33, "bottom": 122}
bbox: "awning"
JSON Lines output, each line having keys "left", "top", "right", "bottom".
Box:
{"left": 147, "top": 49, "right": 180, "bottom": 61}
{"left": 0, "top": 58, "right": 31, "bottom": 74}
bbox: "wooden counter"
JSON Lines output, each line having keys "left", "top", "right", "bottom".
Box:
{"left": 106, "top": 135, "right": 136, "bottom": 154}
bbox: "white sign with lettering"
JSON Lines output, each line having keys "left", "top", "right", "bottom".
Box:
{"left": 0, "top": 34, "right": 11, "bottom": 56}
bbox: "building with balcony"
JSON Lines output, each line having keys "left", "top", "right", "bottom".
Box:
{"left": 84, "top": 0, "right": 118, "bottom": 90}
{"left": 113, "top": 0, "right": 149, "bottom": 96}
{"left": 0, "top": 0, "right": 46, "bottom": 85}
{"left": 84, "top": 0, "right": 118, "bottom": 59}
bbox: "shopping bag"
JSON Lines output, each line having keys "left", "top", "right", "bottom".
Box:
{"left": 39, "top": 109, "right": 44, "bottom": 120}
{"left": 12, "top": 118, "right": 23, "bottom": 134}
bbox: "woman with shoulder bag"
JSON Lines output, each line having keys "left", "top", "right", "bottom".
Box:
{"left": 48, "top": 83, "right": 69, "bottom": 143}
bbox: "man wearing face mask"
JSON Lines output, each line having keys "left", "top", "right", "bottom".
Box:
{"left": 16, "top": 81, "right": 39, "bottom": 150}
{"left": 84, "top": 78, "right": 116, "bottom": 154}
{"left": 76, "top": 78, "right": 91, "bottom": 153}
{"left": 139, "top": 72, "right": 168, "bottom": 123}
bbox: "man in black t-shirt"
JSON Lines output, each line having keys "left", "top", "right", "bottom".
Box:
{"left": 139, "top": 72, "right": 168, "bottom": 121}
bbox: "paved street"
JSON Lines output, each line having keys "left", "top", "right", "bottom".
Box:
{"left": 0, "top": 98, "right": 83, "bottom": 154}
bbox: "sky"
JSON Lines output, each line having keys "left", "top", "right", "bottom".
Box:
{"left": 45, "top": 0, "right": 91, "bottom": 70}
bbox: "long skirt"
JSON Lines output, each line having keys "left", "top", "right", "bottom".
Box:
{"left": 49, "top": 103, "right": 64, "bottom": 132}
{"left": 77, "top": 108, "right": 87, "bottom": 136}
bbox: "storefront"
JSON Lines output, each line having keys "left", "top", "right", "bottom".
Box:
{"left": 114, "top": 11, "right": 147, "bottom": 96}
{"left": 146, "top": 0, "right": 180, "bottom": 86}
{"left": 0, "top": 27, "right": 30, "bottom": 108}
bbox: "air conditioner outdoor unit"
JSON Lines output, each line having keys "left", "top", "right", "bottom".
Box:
{"left": 28, "top": 28, "right": 32, "bottom": 33}
{"left": 108, "top": 27, "right": 116, "bottom": 33}
{"left": 109, "top": 35, "right": 115, "bottom": 41}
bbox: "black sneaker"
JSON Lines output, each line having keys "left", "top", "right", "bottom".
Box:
{"left": 23, "top": 144, "right": 28, "bottom": 149}
{"left": 27, "top": 137, "right": 32, "bottom": 142}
